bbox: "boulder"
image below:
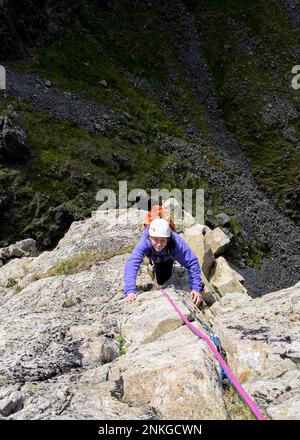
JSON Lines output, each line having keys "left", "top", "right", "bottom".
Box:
{"left": 7, "top": 239, "right": 38, "bottom": 259}
{"left": 210, "top": 256, "right": 247, "bottom": 297}
{"left": 0, "top": 108, "right": 31, "bottom": 162}
{"left": 0, "top": 391, "right": 24, "bottom": 417}
{"left": 216, "top": 213, "right": 231, "bottom": 226}
{"left": 0, "top": 256, "right": 34, "bottom": 289}
{"left": 181, "top": 210, "right": 195, "bottom": 228}
{"left": 0, "top": 239, "right": 38, "bottom": 267}
{"left": 183, "top": 224, "right": 216, "bottom": 279}
{"left": 204, "top": 227, "right": 230, "bottom": 257}
{"left": 78, "top": 336, "right": 119, "bottom": 367}
{"left": 184, "top": 224, "right": 211, "bottom": 235}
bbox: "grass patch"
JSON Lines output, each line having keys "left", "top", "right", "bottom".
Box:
{"left": 224, "top": 217, "right": 266, "bottom": 268}
{"left": 115, "top": 335, "right": 126, "bottom": 356}
{"left": 44, "top": 244, "right": 136, "bottom": 278}
{"left": 229, "top": 218, "right": 242, "bottom": 237}
{"left": 223, "top": 385, "right": 257, "bottom": 420}
{"left": 244, "top": 243, "right": 264, "bottom": 268}
{"left": 6, "top": 277, "right": 18, "bottom": 288}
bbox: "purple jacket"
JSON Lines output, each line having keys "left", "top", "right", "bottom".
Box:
{"left": 124, "top": 226, "right": 202, "bottom": 296}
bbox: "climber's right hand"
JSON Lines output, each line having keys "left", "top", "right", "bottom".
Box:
{"left": 126, "top": 293, "right": 137, "bottom": 301}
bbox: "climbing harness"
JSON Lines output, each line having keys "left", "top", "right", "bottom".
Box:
{"left": 160, "top": 287, "right": 266, "bottom": 421}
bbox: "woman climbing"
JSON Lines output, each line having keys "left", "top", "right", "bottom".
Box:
{"left": 123, "top": 206, "right": 203, "bottom": 306}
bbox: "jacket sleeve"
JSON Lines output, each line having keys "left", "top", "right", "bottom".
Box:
{"left": 172, "top": 232, "right": 203, "bottom": 292}
{"left": 124, "top": 230, "right": 148, "bottom": 296}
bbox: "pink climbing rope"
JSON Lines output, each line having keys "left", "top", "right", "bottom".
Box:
{"left": 161, "top": 288, "right": 266, "bottom": 421}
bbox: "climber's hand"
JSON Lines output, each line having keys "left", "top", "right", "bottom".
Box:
{"left": 191, "top": 290, "right": 203, "bottom": 307}
{"left": 126, "top": 293, "right": 137, "bottom": 302}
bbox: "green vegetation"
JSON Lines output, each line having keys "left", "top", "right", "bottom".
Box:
{"left": 37, "top": 243, "right": 136, "bottom": 278}
{"left": 13, "top": 1, "right": 211, "bottom": 136}
{"left": 11, "top": 1, "right": 218, "bottom": 156}
{"left": 2, "top": 0, "right": 215, "bottom": 248}
{"left": 229, "top": 218, "right": 242, "bottom": 237}
{"left": 20, "top": 107, "right": 171, "bottom": 192}
{"left": 5, "top": 277, "right": 23, "bottom": 293}
{"left": 0, "top": 95, "right": 210, "bottom": 248}
{"left": 3, "top": 0, "right": 298, "bottom": 262}
{"left": 0, "top": 99, "right": 185, "bottom": 247}
{"left": 6, "top": 277, "right": 18, "bottom": 288}
{"left": 227, "top": 217, "right": 267, "bottom": 268}
{"left": 116, "top": 335, "right": 126, "bottom": 356}
{"left": 190, "top": 0, "right": 300, "bottom": 219}
{"left": 244, "top": 249, "right": 262, "bottom": 268}
{"left": 12, "top": 4, "right": 185, "bottom": 142}
{"left": 223, "top": 385, "right": 257, "bottom": 420}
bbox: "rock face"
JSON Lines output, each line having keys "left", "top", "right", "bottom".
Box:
{"left": 0, "top": 208, "right": 227, "bottom": 419}
{"left": 0, "top": 107, "right": 31, "bottom": 162}
{"left": 0, "top": 0, "right": 80, "bottom": 60}
{"left": 109, "top": 321, "right": 227, "bottom": 420}
{"left": 0, "top": 204, "right": 298, "bottom": 419}
{"left": 212, "top": 284, "right": 300, "bottom": 419}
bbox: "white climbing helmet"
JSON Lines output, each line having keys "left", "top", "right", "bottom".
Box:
{"left": 149, "top": 218, "right": 171, "bottom": 238}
